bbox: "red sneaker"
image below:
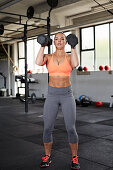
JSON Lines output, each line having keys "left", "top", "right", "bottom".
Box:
{"left": 40, "top": 155, "right": 52, "bottom": 168}
{"left": 71, "top": 156, "right": 80, "bottom": 169}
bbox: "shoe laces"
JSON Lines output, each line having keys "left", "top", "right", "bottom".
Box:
{"left": 72, "top": 156, "right": 78, "bottom": 164}
{"left": 42, "top": 155, "right": 50, "bottom": 162}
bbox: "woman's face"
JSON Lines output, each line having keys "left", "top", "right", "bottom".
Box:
{"left": 54, "top": 33, "right": 67, "bottom": 49}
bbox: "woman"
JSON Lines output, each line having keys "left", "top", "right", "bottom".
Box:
{"left": 35, "top": 32, "right": 80, "bottom": 169}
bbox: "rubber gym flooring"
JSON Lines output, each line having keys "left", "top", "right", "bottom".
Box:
{"left": 0, "top": 97, "right": 113, "bottom": 170}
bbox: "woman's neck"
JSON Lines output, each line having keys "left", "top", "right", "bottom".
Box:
{"left": 54, "top": 49, "right": 66, "bottom": 57}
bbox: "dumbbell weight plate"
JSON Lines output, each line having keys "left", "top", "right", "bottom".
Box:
{"left": 37, "top": 34, "right": 47, "bottom": 45}
{"left": 66, "top": 34, "right": 78, "bottom": 47}
{"left": 27, "top": 6, "right": 34, "bottom": 19}
{"left": 47, "top": 0, "right": 58, "bottom": 8}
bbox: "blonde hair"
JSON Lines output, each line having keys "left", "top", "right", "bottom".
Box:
{"left": 54, "top": 32, "right": 67, "bottom": 41}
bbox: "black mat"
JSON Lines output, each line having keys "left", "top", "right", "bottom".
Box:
{"left": 78, "top": 138, "right": 113, "bottom": 167}
{"left": 77, "top": 124, "right": 113, "bottom": 137}
{"left": 0, "top": 97, "right": 113, "bottom": 170}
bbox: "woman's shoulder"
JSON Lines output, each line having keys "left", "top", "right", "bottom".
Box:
{"left": 45, "top": 53, "right": 52, "bottom": 57}
{"left": 45, "top": 53, "right": 52, "bottom": 59}
{"left": 45, "top": 54, "right": 53, "bottom": 64}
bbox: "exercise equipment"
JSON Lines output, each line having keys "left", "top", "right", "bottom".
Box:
{"left": 78, "top": 66, "right": 83, "bottom": 71}
{"left": 83, "top": 66, "right": 88, "bottom": 71}
{"left": 15, "top": 75, "right": 36, "bottom": 104}
{"left": 104, "top": 65, "right": 110, "bottom": 71}
{"left": 99, "top": 65, "right": 104, "bottom": 71}
{"left": 66, "top": 34, "right": 78, "bottom": 48}
{"left": 27, "top": 6, "right": 34, "bottom": 19}
{"left": 0, "top": 1, "right": 58, "bottom": 113}
{"left": 47, "top": 0, "right": 58, "bottom": 8}
{"left": 79, "top": 95, "right": 91, "bottom": 107}
{"left": 20, "top": 92, "right": 36, "bottom": 103}
{"left": 81, "top": 98, "right": 91, "bottom": 107}
{"left": 0, "top": 24, "right": 4, "bottom": 35}
{"left": 37, "top": 34, "right": 52, "bottom": 47}
{"left": 27, "top": 70, "right": 32, "bottom": 73}
{"left": 96, "top": 101, "right": 103, "bottom": 107}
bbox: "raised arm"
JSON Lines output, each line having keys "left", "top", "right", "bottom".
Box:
{"left": 67, "top": 34, "right": 79, "bottom": 68}
{"left": 35, "top": 46, "right": 48, "bottom": 66}
{"left": 36, "top": 34, "right": 51, "bottom": 66}
{"left": 70, "top": 48, "right": 79, "bottom": 68}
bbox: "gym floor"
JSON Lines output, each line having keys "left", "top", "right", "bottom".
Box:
{"left": 0, "top": 97, "right": 113, "bottom": 170}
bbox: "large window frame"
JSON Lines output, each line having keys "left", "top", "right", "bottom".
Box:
{"left": 80, "top": 22, "right": 113, "bottom": 71}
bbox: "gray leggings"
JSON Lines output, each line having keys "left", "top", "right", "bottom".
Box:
{"left": 43, "top": 85, "right": 78, "bottom": 144}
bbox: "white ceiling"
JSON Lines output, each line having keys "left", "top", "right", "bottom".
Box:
{"left": 0, "top": 0, "right": 113, "bottom": 43}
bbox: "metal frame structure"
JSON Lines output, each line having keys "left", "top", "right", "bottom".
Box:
{"left": 0, "top": 2, "right": 57, "bottom": 113}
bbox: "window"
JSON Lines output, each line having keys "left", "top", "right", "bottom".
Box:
{"left": 95, "top": 24, "right": 109, "bottom": 70}
{"left": 81, "top": 51, "right": 94, "bottom": 71}
{"left": 81, "top": 27, "right": 94, "bottom": 71}
{"left": 81, "top": 27, "right": 94, "bottom": 50}
{"left": 18, "top": 39, "right": 48, "bottom": 74}
{"left": 110, "top": 23, "right": 113, "bottom": 70}
{"left": 18, "top": 42, "right": 25, "bottom": 74}
{"left": 81, "top": 23, "right": 112, "bottom": 71}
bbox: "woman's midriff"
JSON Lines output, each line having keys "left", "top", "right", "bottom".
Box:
{"left": 48, "top": 76, "right": 71, "bottom": 87}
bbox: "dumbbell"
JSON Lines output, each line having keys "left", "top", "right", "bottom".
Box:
{"left": 37, "top": 34, "right": 52, "bottom": 47}
{"left": 66, "top": 34, "right": 78, "bottom": 48}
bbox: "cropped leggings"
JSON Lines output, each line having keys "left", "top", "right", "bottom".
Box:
{"left": 43, "top": 85, "right": 78, "bottom": 144}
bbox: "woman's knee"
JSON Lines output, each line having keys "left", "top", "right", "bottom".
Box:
{"left": 67, "top": 127, "right": 76, "bottom": 136}
{"left": 44, "top": 126, "right": 52, "bottom": 135}
{"left": 67, "top": 127, "right": 78, "bottom": 143}
{"left": 43, "top": 127, "right": 53, "bottom": 143}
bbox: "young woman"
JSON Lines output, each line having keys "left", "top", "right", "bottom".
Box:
{"left": 36, "top": 32, "right": 80, "bottom": 169}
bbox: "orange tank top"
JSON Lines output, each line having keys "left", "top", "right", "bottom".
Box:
{"left": 47, "top": 54, "right": 72, "bottom": 76}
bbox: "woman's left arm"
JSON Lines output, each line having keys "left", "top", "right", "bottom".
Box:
{"left": 70, "top": 48, "right": 79, "bottom": 68}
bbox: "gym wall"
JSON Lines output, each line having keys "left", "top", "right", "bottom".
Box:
{"left": 26, "top": 69, "right": 113, "bottom": 103}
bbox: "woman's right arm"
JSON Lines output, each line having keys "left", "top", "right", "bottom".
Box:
{"left": 35, "top": 46, "right": 48, "bottom": 66}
